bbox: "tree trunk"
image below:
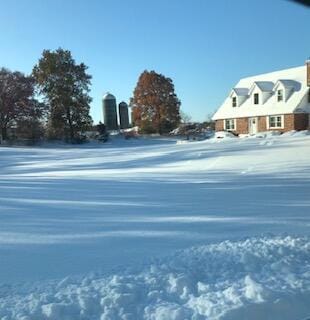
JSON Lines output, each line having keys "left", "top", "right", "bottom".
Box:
{"left": 66, "top": 107, "right": 74, "bottom": 142}
{"left": 157, "top": 107, "right": 162, "bottom": 135}
{"left": 1, "top": 126, "right": 7, "bottom": 141}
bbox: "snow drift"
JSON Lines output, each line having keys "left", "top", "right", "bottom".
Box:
{"left": 1, "top": 236, "right": 309, "bottom": 320}
{"left": 1, "top": 133, "right": 310, "bottom": 319}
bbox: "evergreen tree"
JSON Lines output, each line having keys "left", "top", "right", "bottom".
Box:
{"left": 33, "top": 48, "right": 93, "bottom": 142}
{"left": 131, "top": 70, "right": 181, "bottom": 134}
{"left": 0, "top": 68, "right": 44, "bottom": 141}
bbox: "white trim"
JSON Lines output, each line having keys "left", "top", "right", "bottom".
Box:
{"left": 266, "top": 115, "right": 284, "bottom": 129}
{"left": 277, "top": 89, "right": 284, "bottom": 102}
{"left": 248, "top": 82, "right": 261, "bottom": 96}
{"left": 224, "top": 118, "right": 237, "bottom": 131}
{"left": 253, "top": 93, "right": 259, "bottom": 105}
{"left": 248, "top": 117, "right": 258, "bottom": 134}
{"left": 232, "top": 96, "right": 237, "bottom": 107}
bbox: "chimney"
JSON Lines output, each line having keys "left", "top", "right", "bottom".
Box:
{"left": 307, "top": 58, "right": 310, "bottom": 87}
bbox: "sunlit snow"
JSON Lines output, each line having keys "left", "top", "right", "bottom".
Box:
{"left": 0, "top": 132, "right": 310, "bottom": 319}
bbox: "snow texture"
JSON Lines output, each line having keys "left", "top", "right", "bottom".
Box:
{"left": 0, "top": 236, "right": 310, "bottom": 319}
{"left": 1, "top": 133, "right": 310, "bottom": 319}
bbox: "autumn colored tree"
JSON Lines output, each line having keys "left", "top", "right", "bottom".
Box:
{"left": 131, "top": 70, "right": 181, "bottom": 134}
{"left": 0, "top": 68, "right": 45, "bottom": 141}
{"left": 33, "top": 48, "right": 92, "bottom": 142}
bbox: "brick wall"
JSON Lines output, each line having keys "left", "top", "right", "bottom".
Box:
{"left": 215, "top": 120, "right": 224, "bottom": 131}
{"left": 258, "top": 116, "right": 267, "bottom": 132}
{"left": 294, "top": 113, "right": 309, "bottom": 130}
{"left": 215, "top": 113, "right": 309, "bottom": 134}
{"left": 215, "top": 118, "right": 248, "bottom": 134}
{"left": 268, "top": 114, "right": 308, "bottom": 132}
{"left": 236, "top": 118, "right": 248, "bottom": 134}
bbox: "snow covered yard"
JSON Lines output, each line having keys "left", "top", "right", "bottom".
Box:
{"left": 0, "top": 133, "right": 310, "bottom": 319}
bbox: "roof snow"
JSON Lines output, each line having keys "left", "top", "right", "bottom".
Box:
{"left": 213, "top": 65, "right": 310, "bottom": 120}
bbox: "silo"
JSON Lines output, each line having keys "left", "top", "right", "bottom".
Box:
{"left": 102, "top": 93, "right": 118, "bottom": 131}
{"left": 118, "top": 101, "right": 130, "bottom": 129}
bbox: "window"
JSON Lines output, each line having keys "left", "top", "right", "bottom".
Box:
{"left": 269, "top": 115, "right": 283, "bottom": 128}
{"left": 277, "top": 89, "right": 283, "bottom": 102}
{"left": 232, "top": 97, "right": 237, "bottom": 107}
{"left": 308, "top": 89, "right": 310, "bottom": 103}
{"left": 225, "top": 119, "right": 236, "bottom": 130}
{"left": 254, "top": 93, "right": 259, "bottom": 104}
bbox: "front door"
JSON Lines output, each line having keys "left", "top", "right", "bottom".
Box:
{"left": 249, "top": 117, "right": 258, "bottom": 134}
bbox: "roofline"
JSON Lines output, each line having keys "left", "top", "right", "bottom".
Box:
{"left": 239, "top": 65, "right": 304, "bottom": 83}
{"left": 248, "top": 81, "right": 273, "bottom": 95}
{"left": 230, "top": 88, "right": 249, "bottom": 97}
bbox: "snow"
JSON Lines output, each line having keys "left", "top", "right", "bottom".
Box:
{"left": 212, "top": 65, "right": 310, "bottom": 120}
{"left": 1, "top": 236, "right": 310, "bottom": 319}
{"left": 214, "top": 131, "right": 236, "bottom": 139}
{"left": 1, "top": 134, "right": 310, "bottom": 319}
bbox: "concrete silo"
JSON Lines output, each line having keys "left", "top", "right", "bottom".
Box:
{"left": 102, "top": 93, "right": 118, "bottom": 131}
{"left": 118, "top": 101, "right": 130, "bottom": 129}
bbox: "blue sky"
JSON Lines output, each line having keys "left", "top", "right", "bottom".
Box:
{"left": 0, "top": 0, "right": 309, "bottom": 123}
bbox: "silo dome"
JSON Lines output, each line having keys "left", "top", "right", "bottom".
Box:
{"left": 103, "top": 92, "right": 116, "bottom": 100}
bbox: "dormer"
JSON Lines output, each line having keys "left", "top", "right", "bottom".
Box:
{"left": 273, "top": 80, "right": 301, "bottom": 102}
{"left": 229, "top": 88, "right": 249, "bottom": 107}
{"left": 248, "top": 81, "right": 274, "bottom": 105}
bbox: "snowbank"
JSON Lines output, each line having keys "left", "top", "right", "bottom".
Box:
{"left": 176, "top": 140, "right": 190, "bottom": 144}
{"left": 239, "top": 130, "right": 310, "bottom": 139}
{"left": 284, "top": 130, "right": 310, "bottom": 137}
{"left": 1, "top": 236, "right": 309, "bottom": 320}
{"left": 214, "top": 131, "right": 237, "bottom": 139}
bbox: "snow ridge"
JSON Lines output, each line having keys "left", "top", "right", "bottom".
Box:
{"left": 1, "top": 236, "right": 309, "bottom": 320}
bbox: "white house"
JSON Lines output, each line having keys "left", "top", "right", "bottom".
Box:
{"left": 212, "top": 61, "right": 310, "bottom": 135}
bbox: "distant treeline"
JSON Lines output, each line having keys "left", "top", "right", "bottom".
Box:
{"left": 0, "top": 48, "right": 186, "bottom": 144}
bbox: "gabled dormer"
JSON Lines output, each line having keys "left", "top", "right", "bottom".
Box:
{"left": 229, "top": 88, "right": 249, "bottom": 107}
{"left": 248, "top": 81, "right": 274, "bottom": 105}
{"left": 273, "top": 80, "right": 301, "bottom": 102}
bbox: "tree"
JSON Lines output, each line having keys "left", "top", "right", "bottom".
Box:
{"left": 180, "top": 111, "right": 192, "bottom": 124}
{"left": 33, "top": 48, "right": 93, "bottom": 142}
{"left": 15, "top": 100, "right": 47, "bottom": 141}
{"left": 204, "top": 112, "right": 215, "bottom": 130}
{"left": 0, "top": 68, "right": 44, "bottom": 141}
{"left": 131, "top": 70, "right": 181, "bottom": 134}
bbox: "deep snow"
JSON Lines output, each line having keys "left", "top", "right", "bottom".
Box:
{"left": 0, "top": 132, "right": 310, "bottom": 319}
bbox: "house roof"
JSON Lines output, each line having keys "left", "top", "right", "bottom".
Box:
{"left": 274, "top": 79, "right": 301, "bottom": 91}
{"left": 212, "top": 65, "right": 310, "bottom": 120}
{"left": 251, "top": 81, "right": 274, "bottom": 92}
{"left": 230, "top": 88, "right": 249, "bottom": 97}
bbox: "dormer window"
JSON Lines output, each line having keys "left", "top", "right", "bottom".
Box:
{"left": 254, "top": 93, "right": 259, "bottom": 105}
{"left": 277, "top": 89, "right": 283, "bottom": 102}
{"left": 232, "top": 97, "right": 237, "bottom": 107}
